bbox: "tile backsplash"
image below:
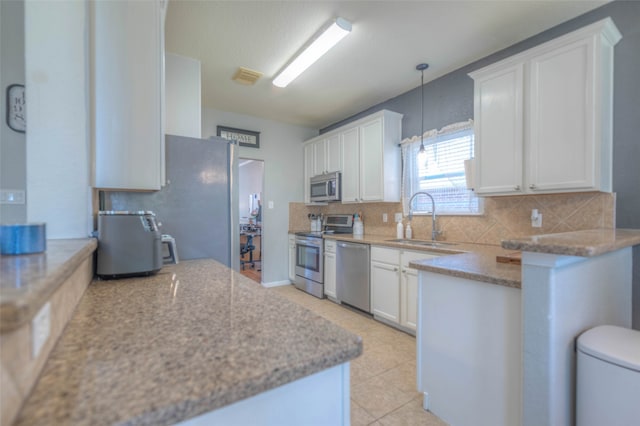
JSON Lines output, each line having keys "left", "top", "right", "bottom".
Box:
{"left": 289, "top": 192, "right": 615, "bottom": 246}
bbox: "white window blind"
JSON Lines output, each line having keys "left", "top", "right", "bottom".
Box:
{"left": 401, "top": 120, "right": 480, "bottom": 215}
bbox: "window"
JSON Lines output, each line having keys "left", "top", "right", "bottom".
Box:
{"left": 401, "top": 120, "right": 481, "bottom": 215}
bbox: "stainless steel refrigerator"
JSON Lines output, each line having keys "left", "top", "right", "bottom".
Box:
{"left": 106, "top": 135, "right": 239, "bottom": 269}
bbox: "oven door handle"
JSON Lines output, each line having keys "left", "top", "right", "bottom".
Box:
{"left": 296, "top": 238, "right": 322, "bottom": 247}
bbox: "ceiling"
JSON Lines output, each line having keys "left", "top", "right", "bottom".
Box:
{"left": 165, "top": 0, "right": 608, "bottom": 130}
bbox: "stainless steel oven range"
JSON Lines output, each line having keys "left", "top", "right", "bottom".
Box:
{"left": 294, "top": 214, "right": 354, "bottom": 299}
{"left": 294, "top": 232, "right": 324, "bottom": 298}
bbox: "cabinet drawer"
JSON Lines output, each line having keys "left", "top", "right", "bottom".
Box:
{"left": 402, "top": 250, "right": 440, "bottom": 269}
{"left": 371, "top": 246, "right": 400, "bottom": 264}
{"left": 325, "top": 239, "right": 337, "bottom": 253}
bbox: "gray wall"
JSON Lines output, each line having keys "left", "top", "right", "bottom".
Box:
{"left": 323, "top": 0, "right": 640, "bottom": 328}
{"left": 0, "top": 0, "right": 26, "bottom": 223}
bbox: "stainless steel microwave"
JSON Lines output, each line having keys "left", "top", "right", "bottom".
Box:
{"left": 310, "top": 172, "right": 341, "bottom": 202}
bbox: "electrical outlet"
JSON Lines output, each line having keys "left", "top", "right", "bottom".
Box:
{"left": 394, "top": 212, "right": 402, "bottom": 223}
{"left": 268, "top": 201, "right": 274, "bottom": 209}
{"left": 32, "top": 302, "right": 51, "bottom": 359}
{"left": 531, "top": 209, "right": 543, "bottom": 228}
{"left": 382, "top": 213, "right": 388, "bottom": 223}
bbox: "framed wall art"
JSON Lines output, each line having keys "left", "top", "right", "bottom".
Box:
{"left": 217, "top": 125, "right": 260, "bottom": 149}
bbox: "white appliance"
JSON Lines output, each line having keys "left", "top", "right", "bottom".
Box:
{"left": 576, "top": 325, "right": 640, "bottom": 426}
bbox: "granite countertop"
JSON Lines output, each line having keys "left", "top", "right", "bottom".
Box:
{"left": 321, "top": 233, "right": 522, "bottom": 288}
{"left": 14, "top": 259, "right": 362, "bottom": 426}
{"left": 502, "top": 228, "right": 640, "bottom": 256}
{"left": 0, "top": 238, "right": 97, "bottom": 332}
{"left": 409, "top": 247, "right": 522, "bottom": 289}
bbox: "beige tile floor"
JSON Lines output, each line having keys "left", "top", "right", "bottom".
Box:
{"left": 272, "top": 285, "right": 447, "bottom": 426}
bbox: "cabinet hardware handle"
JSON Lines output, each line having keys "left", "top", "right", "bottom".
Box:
{"left": 394, "top": 267, "right": 399, "bottom": 272}
{"left": 514, "top": 185, "right": 521, "bottom": 190}
{"left": 529, "top": 184, "right": 536, "bottom": 189}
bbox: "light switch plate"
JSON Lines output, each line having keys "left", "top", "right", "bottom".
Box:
{"left": 32, "top": 302, "right": 51, "bottom": 359}
{"left": 382, "top": 213, "right": 388, "bottom": 223}
{"left": 0, "top": 189, "right": 25, "bottom": 204}
{"left": 268, "top": 201, "right": 274, "bottom": 209}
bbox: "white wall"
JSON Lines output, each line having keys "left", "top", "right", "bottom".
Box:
{"left": 0, "top": 0, "right": 26, "bottom": 223}
{"left": 202, "top": 108, "right": 316, "bottom": 284}
{"left": 24, "top": 0, "right": 91, "bottom": 238}
{"left": 165, "top": 52, "right": 201, "bottom": 138}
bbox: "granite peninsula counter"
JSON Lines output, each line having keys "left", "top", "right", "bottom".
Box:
{"left": 320, "top": 232, "right": 522, "bottom": 288}
{"left": 14, "top": 259, "right": 362, "bottom": 426}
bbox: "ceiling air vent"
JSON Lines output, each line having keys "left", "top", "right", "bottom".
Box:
{"left": 232, "top": 67, "right": 263, "bottom": 85}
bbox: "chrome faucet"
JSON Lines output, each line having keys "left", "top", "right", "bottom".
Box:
{"left": 408, "top": 191, "right": 440, "bottom": 241}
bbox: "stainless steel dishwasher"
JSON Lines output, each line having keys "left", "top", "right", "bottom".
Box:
{"left": 336, "top": 241, "right": 370, "bottom": 313}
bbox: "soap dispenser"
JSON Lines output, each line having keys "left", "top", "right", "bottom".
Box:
{"left": 353, "top": 213, "right": 364, "bottom": 236}
{"left": 396, "top": 220, "right": 404, "bottom": 239}
{"left": 405, "top": 222, "right": 413, "bottom": 239}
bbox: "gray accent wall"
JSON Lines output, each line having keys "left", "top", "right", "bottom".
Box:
{"left": 0, "top": 0, "right": 27, "bottom": 223}
{"left": 322, "top": 0, "right": 640, "bottom": 328}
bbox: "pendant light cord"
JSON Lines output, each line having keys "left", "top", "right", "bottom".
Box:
{"left": 416, "top": 63, "right": 429, "bottom": 153}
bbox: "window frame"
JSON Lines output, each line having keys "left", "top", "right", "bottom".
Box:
{"left": 401, "top": 121, "right": 482, "bottom": 216}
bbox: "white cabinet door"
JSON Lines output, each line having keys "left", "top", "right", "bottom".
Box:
{"left": 324, "top": 252, "right": 337, "bottom": 299}
{"left": 359, "top": 118, "right": 385, "bottom": 201}
{"left": 288, "top": 234, "right": 296, "bottom": 283}
{"left": 473, "top": 63, "right": 524, "bottom": 195}
{"left": 313, "top": 140, "right": 327, "bottom": 176}
{"left": 527, "top": 37, "right": 596, "bottom": 192}
{"left": 401, "top": 271, "right": 419, "bottom": 331}
{"left": 371, "top": 260, "right": 400, "bottom": 324}
{"left": 400, "top": 250, "right": 439, "bottom": 331}
{"left": 93, "top": 0, "right": 165, "bottom": 190}
{"left": 341, "top": 127, "right": 360, "bottom": 203}
{"left": 326, "top": 134, "right": 342, "bottom": 173}
{"left": 303, "top": 144, "right": 314, "bottom": 204}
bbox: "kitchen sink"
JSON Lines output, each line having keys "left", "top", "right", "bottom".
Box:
{"left": 384, "top": 239, "right": 458, "bottom": 248}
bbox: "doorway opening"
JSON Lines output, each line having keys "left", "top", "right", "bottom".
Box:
{"left": 238, "top": 158, "right": 264, "bottom": 283}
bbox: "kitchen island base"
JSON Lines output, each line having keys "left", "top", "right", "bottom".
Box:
{"left": 177, "top": 363, "right": 350, "bottom": 426}
{"left": 417, "top": 271, "right": 522, "bottom": 426}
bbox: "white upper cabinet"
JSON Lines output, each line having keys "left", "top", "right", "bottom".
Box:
{"left": 303, "top": 109, "right": 402, "bottom": 204}
{"left": 92, "top": 0, "right": 166, "bottom": 190}
{"left": 303, "top": 134, "right": 343, "bottom": 203}
{"left": 340, "top": 127, "right": 360, "bottom": 203}
{"left": 472, "top": 64, "right": 524, "bottom": 194}
{"left": 310, "top": 134, "right": 341, "bottom": 177}
{"left": 470, "top": 18, "right": 621, "bottom": 196}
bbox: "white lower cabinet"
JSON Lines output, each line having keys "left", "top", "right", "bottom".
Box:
{"left": 371, "top": 257, "right": 400, "bottom": 323}
{"left": 400, "top": 251, "right": 433, "bottom": 331}
{"left": 371, "top": 246, "right": 440, "bottom": 332}
{"left": 288, "top": 234, "right": 296, "bottom": 283}
{"left": 324, "top": 240, "right": 337, "bottom": 299}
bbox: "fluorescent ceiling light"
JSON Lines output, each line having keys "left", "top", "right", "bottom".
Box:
{"left": 273, "top": 17, "right": 352, "bottom": 88}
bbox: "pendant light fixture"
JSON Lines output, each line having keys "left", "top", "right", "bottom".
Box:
{"left": 416, "top": 63, "right": 429, "bottom": 159}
